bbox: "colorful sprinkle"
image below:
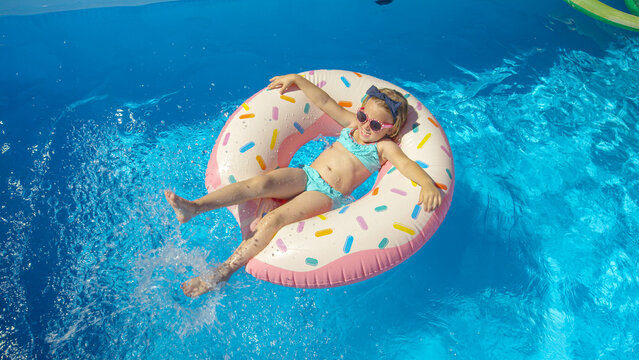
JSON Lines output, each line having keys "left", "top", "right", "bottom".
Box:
{"left": 305, "top": 257, "right": 319, "bottom": 266}
{"left": 317, "top": 214, "right": 327, "bottom": 220}
{"left": 416, "top": 160, "right": 428, "bottom": 168}
{"left": 241, "top": 103, "right": 249, "bottom": 111}
{"left": 294, "top": 122, "right": 304, "bottom": 134}
{"left": 343, "top": 235, "right": 354, "bottom": 253}
{"left": 393, "top": 223, "right": 415, "bottom": 235}
{"left": 372, "top": 187, "right": 379, "bottom": 196}
{"left": 297, "top": 222, "right": 305, "bottom": 233}
{"left": 270, "top": 129, "right": 278, "bottom": 150}
{"left": 309, "top": 70, "right": 315, "bottom": 75}
{"left": 411, "top": 205, "right": 421, "bottom": 219}
{"left": 416, "top": 102, "right": 423, "bottom": 111}
{"left": 338, "top": 101, "right": 352, "bottom": 108}
{"left": 353, "top": 72, "right": 362, "bottom": 77}
{"left": 317, "top": 80, "right": 326, "bottom": 88}
{"left": 378, "top": 238, "right": 389, "bottom": 249}
{"left": 228, "top": 175, "right": 237, "bottom": 183}
{"left": 441, "top": 145, "right": 452, "bottom": 158}
{"left": 280, "top": 95, "right": 295, "bottom": 103}
{"left": 411, "top": 181, "right": 417, "bottom": 187}
{"left": 338, "top": 206, "right": 350, "bottom": 214}
{"left": 428, "top": 117, "right": 439, "bottom": 127}
{"left": 256, "top": 155, "right": 266, "bottom": 170}
{"left": 391, "top": 188, "right": 407, "bottom": 196}
{"left": 239, "top": 113, "right": 254, "bottom": 119}
{"left": 404, "top": 93, "right": 411, "bottom": 99}
{"left": 388, "top": 167, "right": 397, "bottom": 174}
{"left": 374, "top": 205, "right": 387, "bottom": 212}
{"left": 356, "top": 216, "right": 368, "bottom": 230}
{"left": 412, "top": 123, "right": 419, "bottom": 133}
{"left": 315, "top": 229, "right": 333, "bottom": 237}
{"left": 276, "top": 238, "right": 287, "bottom": 253}
{"left": 435, "top": 183, "right": 448, "bottom": 191}
{"left": 239, "top": 141, "right": 255, "bottom": 153}
{"left": 340, "top": 76, "right": 351, "bottom": 87}
{"left": 222, "top": 132, "right": 230, "bottom": 146}
{"left": 272, "top": 106, "right": 279, "bottom": 120}
{"left": 446, "top": 168, "right": 453, "bottom": 179}
{"left": 417, "top": 133, "right": 431, "bottom": 149}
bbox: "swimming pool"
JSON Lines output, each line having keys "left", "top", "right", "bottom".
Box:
{"left": 1, "top": 0, "right": 638, "bottom": 358}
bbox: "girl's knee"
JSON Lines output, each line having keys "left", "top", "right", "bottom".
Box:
{"left": 257, "top": 211, "right": 285, "bottom": 231}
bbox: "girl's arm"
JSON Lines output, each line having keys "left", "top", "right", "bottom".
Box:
{"left": 267, "top": 74, "right": 356, "bottom": 128}
{"left": 379, "top": 141, "right": 442, "bottom": 212}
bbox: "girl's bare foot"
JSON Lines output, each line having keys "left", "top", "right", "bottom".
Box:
{"left": 164, "top": 189, "right": 197, "bottom": 224}
{"left": 181, "top": 277, "right": 212, "bottom": 298}
{"left": 181, "top": 265, "right": 232, "bottom": 298}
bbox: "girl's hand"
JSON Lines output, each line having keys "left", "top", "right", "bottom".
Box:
{"left": 267, "top": 74, "right": 301, "bottom": 94}
{"left": 418, "top": 182, "right": 442, "bottom": 212}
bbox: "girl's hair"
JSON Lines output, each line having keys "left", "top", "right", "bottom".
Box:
{"left": 363, "top": 88, "right": 408, "bottom": 142}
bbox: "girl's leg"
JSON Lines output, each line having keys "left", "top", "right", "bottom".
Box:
{"left": 181, "top": 190, "right": 333, "bottom": 297}
{"left": 165, "top": 167, "right": 307, "bottom": 223}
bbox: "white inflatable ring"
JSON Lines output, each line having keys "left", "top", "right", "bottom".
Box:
{"left": 205, "top": 70, "right": 454, "bottom": 288}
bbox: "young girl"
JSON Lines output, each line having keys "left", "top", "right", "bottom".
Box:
{"left": 166, "top": 74, "right": 442, "bottom": 298}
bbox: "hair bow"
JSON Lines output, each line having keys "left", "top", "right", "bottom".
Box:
{"left": 365, "top": 85, "right": 401, "bottom": 122}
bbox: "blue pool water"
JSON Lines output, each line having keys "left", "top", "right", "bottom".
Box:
{"left": 1, "top": 0, "right": 638, "bottom": 358}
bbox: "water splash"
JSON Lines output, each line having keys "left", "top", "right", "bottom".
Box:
{"left": 131, "top": 242, "right": 225, "bottom": 338}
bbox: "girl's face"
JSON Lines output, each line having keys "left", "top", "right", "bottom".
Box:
{"left": 356, "top": 100, "right": 394, "bottom": 143}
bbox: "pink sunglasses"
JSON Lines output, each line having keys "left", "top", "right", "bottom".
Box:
{"left": 356, "top": 107, "right": 394, "bottom": 132}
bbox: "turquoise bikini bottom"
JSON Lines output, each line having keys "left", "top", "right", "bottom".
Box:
{"left": 301, "top": 165, "right": 351, "bottom": 210}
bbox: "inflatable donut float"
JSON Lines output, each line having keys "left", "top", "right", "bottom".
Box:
{"left": 205, "top": 70, "right": 454, "bottom": 288}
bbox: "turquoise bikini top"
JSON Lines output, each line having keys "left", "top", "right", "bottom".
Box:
{"left": 336, "top": 127, "right": 381, "bottom": 173}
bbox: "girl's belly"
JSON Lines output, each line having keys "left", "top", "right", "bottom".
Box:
{"left": 309, "top": 143, "right": 374, "bottom": 195}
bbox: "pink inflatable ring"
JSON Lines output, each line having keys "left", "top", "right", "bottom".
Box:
{"left": 205, "top": 70, "right": 454, "bottom": 288}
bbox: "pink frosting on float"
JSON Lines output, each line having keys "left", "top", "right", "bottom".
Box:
{"left": 204, "top": 70, "right": 455, "bottom": 289}
{"left": 245, "top": 180, "right": 454, "bottom": 288}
